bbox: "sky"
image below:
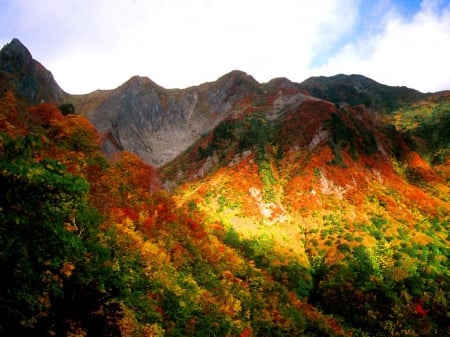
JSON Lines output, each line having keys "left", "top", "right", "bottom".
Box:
{"left": 1, "top": 0, "right": 450, "bottom": 94}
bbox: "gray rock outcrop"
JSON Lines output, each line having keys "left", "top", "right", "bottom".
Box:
{"left": 85, "top": 71, "right": 262, "bottom": 166}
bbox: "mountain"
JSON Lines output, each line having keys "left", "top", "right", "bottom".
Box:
{"left": 76, "top": 73, "right": 430, "bottom": 167}
{"left": 159, "top": 75, "right": 450, "bottom": 336}
{"left": 1, "top": 38, "right": 449, "bottom": 337}
{"left": 81, "top": 71, "right": 262, "bottom": 166}
{"left": 78, "top": 73, "right": 429, "bottom": 167}
{"left": 0, "top": 38, "right": 68, "bottom": 104}
{"left": 0, "top": 39, "right": 433, "bottom": 167}
{"left": 298, "top": 74, "right": 426, "bottom": 112}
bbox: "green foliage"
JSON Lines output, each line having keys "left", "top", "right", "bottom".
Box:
{"left": 0, "top": 134, "right": 87, "bottom": 334}
{"left": 58, "top": 102, "right": 75, "bottom": 115}
{"left": 239, "top": 114, "right": 273, "bottom": 152}
{"left": 327, "top": 112, "right": 354, "bottom": 166}
{"left": 0, "top": 133, "right": 158, "bottom": 336}
{"left": 309, "top": 225, "right": 450, "bottom": 336}
{"left": 240, "top": 114, "right": 279, "bottom": 201}
{"left": 198, "top": 119, "right": 239, "bottom": 160}
{"left": 327, "top": 111, "right": 379, "bottom": 166}
{"left": 396, "top": 101, "right": 450, "bottom": 164}
{"left": 223, "top": 226, "right": 241, "bottom": 248}
{"left": 257, "top": 156, "right": 277, "bottom": 201}
{"left": 271, "top": 262, "right": 314, "bottom": 298}
{"left": 337, "top": 243, "right": 351, "bottom": 253}
{"left": 0, "top": 132, "right": 37, "bottom": 161}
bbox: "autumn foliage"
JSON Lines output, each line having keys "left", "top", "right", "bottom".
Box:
{"left": 1, "top": 93, "right": 449, "bottom": 337}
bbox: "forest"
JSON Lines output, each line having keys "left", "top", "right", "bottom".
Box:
{"left": 0, "top": 90, "right": 449, "bottom": 337}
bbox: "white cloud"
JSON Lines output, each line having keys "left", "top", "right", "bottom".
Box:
{"left": 1, "top": 0, "right": 360, "bottom": 93}
{"left": 314, "top": 0, "right": 450, "bottom": 92}
{"left": 1, "top": 0, "right": 450, "bottom": 93}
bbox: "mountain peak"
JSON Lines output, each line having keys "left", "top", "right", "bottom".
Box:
{"left": 218, "top": 69, "right": 250, "bottom": 78}
{"left": 215, "top": 70, "right": 260, "bottom": 87}
{"left": 0, "top": 38, "right": 33, "bottom": 72}
{"left": 0, "top": 38, "right": 67, "bottom": 104}
{"left": 263, "top": 77, "right": 299, "bottom": 92}
{"left": 4, "top": 38, "right": 30, "bottom": 53}
{"left": 8, "top": 38, "right": 29, "bottom": 50}
{"left": 122, "top": 75, "right": 165, "bottom": 92}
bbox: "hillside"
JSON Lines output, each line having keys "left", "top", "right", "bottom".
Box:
{"left": 160, "top": 92, "right": 450, "bottom": 336}
{"left": 0, "top": 39, "right": 449, "bottom": 337}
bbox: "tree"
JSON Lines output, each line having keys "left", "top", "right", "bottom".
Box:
{"left": 58, "top": 103, "right": 75, "bottom": 115}
{"left": 0, "top": 133, "right": 124, "bottom": 336}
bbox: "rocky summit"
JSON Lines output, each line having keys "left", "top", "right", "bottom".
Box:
{"left": 0, "top": 38, "right": 68, "bottom": 104}
{"left": 81, "top": 70, "right": 262, "bottom": 166}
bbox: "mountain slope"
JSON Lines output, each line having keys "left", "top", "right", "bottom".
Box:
{"left": 0, "top": 38, "right": 68, "bottom": 104}
{"left": 386, "top": 91, "right": 450, "bottom": 176}
{"left": 0, "top": 90, "right": 354, "bottom": 337}
{"left": 161, "top": 93, "right": 450, "bottom": 336}
{"left": 1, "top": 39, "right": 449, "bottom": 337}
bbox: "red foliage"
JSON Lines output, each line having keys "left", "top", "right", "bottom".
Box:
{"left": 27, "top": 102, "right": 64, "bottom": 129}
{"left": 142, "top": 216, "right": 153, "bottom": 229}
{"left": 121, "top": 207, "right": 138, "bottom": 222}
{"left": 414, "top": 302, "right": 428, "bottom": 317}
{"left": 239, "top": 327, "right": 253, "bottom": 337}
{"left": 279, "top": 99, "right": 337, "bottom": 148}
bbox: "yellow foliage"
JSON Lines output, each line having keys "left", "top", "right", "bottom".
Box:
{"left": 118, "top": 303, "right": 139, "bottom": 337}
{"left": 141, "top": 323, "right": 165, "bottom": 337}
{"left": 60, "top": 261, "right": 76, "bottom": 277}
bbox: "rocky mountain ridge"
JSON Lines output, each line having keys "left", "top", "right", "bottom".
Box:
{"left": 83, "top": 70, "right": 263, "bottom": 165}
{"left": 73, "top": 71, "right": 430, "bottom": 166}
{"left": 0, "top": 38, "right": 433, "bottom": 166}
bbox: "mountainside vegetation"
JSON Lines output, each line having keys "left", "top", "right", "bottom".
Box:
{"left": 0, "top": 38, "right": 449, "bottom": 337}
{"left": 1, "top": 83, "right": 449, "bottom": 336}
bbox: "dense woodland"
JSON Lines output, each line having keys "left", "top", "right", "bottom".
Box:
{"left": 0, "top": 89, "right": 449, "bottom": 337}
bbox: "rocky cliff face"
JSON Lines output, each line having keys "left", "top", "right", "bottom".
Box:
{"left": 0, "top": 38, "right": 67, "bottom": 104}
{"left": 83, "top": 70, "right": 262, "bottom": 166}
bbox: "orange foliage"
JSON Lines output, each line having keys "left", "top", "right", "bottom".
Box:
{"left": 112, "top": 151, "right": 161, "bottom": 192}
{"left": 89, "top": 151, "right": 162, "bottom": 213}
{"left": 0, "top": 91, "right": 27, "bottom": 135}
{"left": 407, "top": 151, "right": 429, "bottom": 169}
{"left": 61, "top": 115, "right": 100, "bottom": 150}
{"left": 27, "top": 102, "right": 64, "bottom": 129}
